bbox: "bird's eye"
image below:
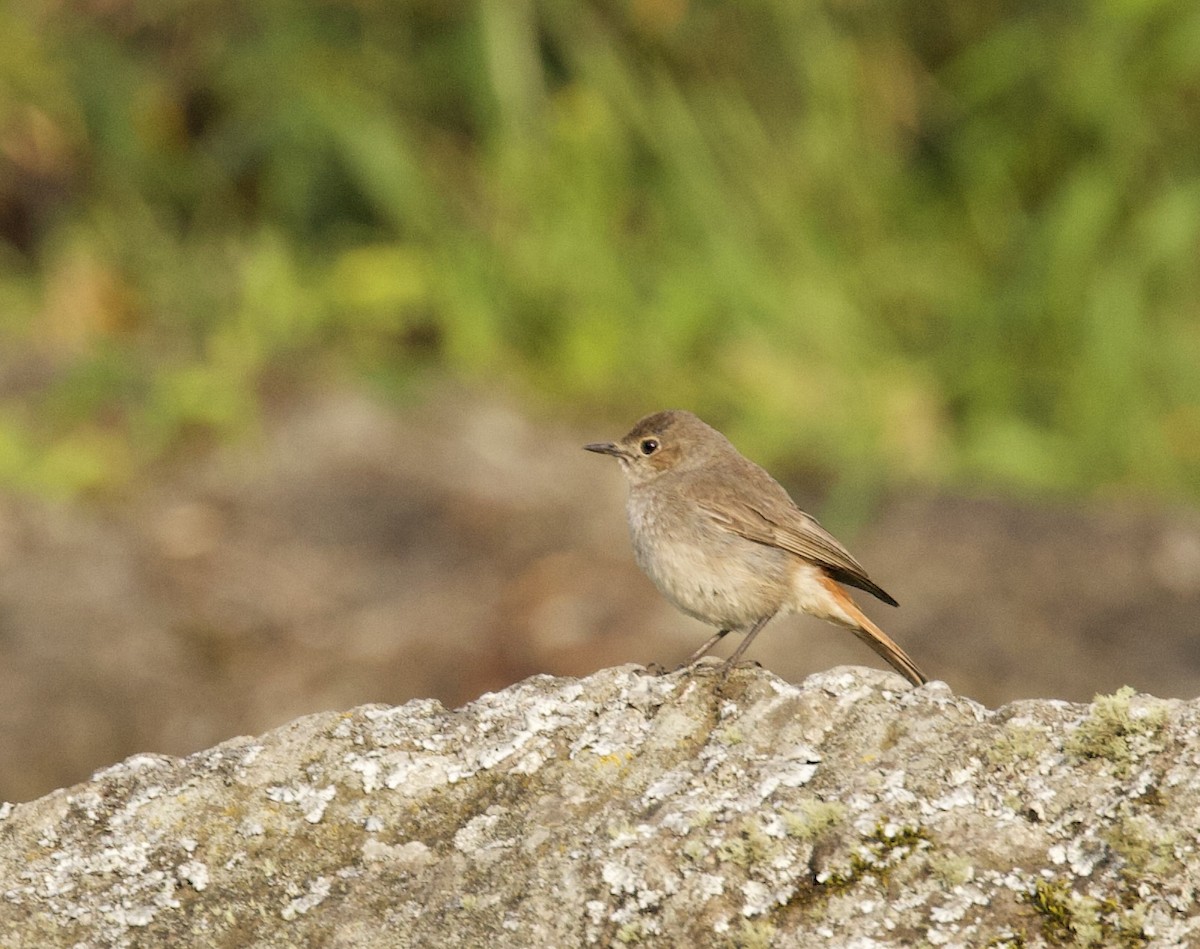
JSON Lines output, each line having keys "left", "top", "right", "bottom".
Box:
{"left": 640, "top": 438, "right": 659, "bottom": 455}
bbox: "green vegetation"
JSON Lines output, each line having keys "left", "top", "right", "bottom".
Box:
{"left": 1065, "top": 686, "right": 1168, "bottom": 775}
{"left": 816, "top": 819, "right": 927, "bottom": 889}
{"left": 726, "top": 919, "right": 777, "bottom": 949}
{"left": 985, "top": 723, "right": 1048, "bottom": 767}
{"left": 781, "top": 798, "right": 846, "bottom": 841}
{"left": 2, "top": 1, "right": 1199, "bottom": 499}
{"left": 1105, "top": 815, "right": 1182, "bottom": 882}
{"left": 1024, "top": 877, "right": 1148, "bottom": 948}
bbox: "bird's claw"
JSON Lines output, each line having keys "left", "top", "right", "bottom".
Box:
{"left": 719, "top": 658, "right": 762, "bottom": 680}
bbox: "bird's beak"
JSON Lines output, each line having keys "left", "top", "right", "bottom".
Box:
{"left": 584, "top": 441, "right": 626, "bottom": 458}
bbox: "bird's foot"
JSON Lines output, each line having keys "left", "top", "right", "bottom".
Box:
{"left": 719, "top": 658, "right": 762, "bottom": 680}
{"left": 673, "top": 656, "right": 726, "bottom": 676}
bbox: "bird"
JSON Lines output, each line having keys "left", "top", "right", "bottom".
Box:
{"left": 584, "top": 410, "right": 927, "bottom": 686}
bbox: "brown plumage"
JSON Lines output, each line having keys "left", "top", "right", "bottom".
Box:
{"left": 585, "top": 410, "right": 927, "bottom": 687}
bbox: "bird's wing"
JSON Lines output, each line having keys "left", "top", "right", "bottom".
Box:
{"left": 696, "top": 493, "right": 899, "bottom": 607}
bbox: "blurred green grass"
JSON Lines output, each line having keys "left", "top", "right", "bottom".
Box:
{"left": 1, "top": 0, "right": 1198, "bottom": 500}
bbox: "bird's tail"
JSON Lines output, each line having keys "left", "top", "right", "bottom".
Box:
{"left": 818, "top": 575, "right": 928, "bottom": 687}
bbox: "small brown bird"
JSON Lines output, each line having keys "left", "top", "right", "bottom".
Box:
{"left": 585, "top": 410, "right": 927, "bottom": 686}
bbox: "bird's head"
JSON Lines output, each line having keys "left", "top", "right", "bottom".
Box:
{"left": 584, "top": 410, "right": 729, "bottom": 485}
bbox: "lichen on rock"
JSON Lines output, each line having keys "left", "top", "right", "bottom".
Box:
{"left": 1, "top": 665, "right": 1198, "bottom": 947}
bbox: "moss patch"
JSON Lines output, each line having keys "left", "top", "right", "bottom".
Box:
{"left": 1065, "top": 687, "right": 1168, "bottom": 775}
{"left": 781, "top": 799, "right": 846, "bottom": 842}
{"left": 1024, "top": 877, "right": 1148, "bottom": 948}
{"left": 817, "top": 820, "right": 929, "bottom": 890}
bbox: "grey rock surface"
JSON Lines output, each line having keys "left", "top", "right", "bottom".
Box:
{"left": 1, "top": 664, "right": 1196, "bottom": 947}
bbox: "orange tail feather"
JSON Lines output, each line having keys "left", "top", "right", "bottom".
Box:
{"left": 818, "top": 576, "right": 928, "bottom": 687}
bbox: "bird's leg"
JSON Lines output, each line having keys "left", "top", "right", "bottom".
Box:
{"left": 720, "top": 614, "right": 775, "bottom": 678}
{"left": 674, "top": 628, "right": 733, "bottom": 671}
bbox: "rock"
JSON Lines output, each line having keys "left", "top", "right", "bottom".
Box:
{"left": 1, "top": 665, "right": 1196, "bottom": 947}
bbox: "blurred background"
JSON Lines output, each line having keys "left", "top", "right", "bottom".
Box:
{"left": 2, "top": 0, "right": 1199, "bottom": 802}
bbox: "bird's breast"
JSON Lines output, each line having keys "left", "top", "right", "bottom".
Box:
{"left": 625, "top": 487, "right": 789, "bottom": 630}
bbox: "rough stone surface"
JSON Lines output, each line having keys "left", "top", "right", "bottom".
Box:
{"left": 2, "top": 664, "right": 1197, "bottom": 947}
